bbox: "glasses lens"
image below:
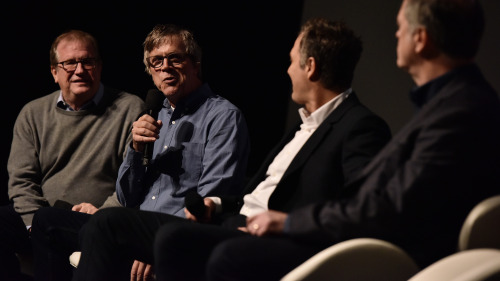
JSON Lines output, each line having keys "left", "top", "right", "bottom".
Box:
{"left": 148, "top": 56, "right": 164, "bottom": 68}
{"left": 147, "top": 53, "right": 187, "bottom": 69}
{"left": 59, "top": 58, "right": 96, "bottom": 71}
{"left": 80, "top": 58, "right": 96, "bottom": 70}
{"left": 167, "top": 53, "right": 184, "bottom": 66}
{"left": 62, "top": 60, "right": 78, "bottom": 71}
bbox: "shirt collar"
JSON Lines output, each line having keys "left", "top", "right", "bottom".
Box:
{"left": 298, "top": 88, "right": 352, "bottom": 130}
{"left": 164, "top": 83, "right": 211, "bottom": 114}
{"left": 57, "top": 83, "right": 104, "bottom": 111}
{"left": 409, "top": 64, "right": 474, "bottom": 109}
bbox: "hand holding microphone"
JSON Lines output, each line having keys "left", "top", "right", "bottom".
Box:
{"left": 131, "top": 89, "right": 164, "bottom": 166}
{"left": 184, "top": 190, "right": 216, "bottom": 222}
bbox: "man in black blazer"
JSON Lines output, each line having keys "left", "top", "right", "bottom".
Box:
{"left": 315, "top": 0, "right": 500, "bottom": 268}
{"left": 72, "top": 18, "right": 391, "bottom": 281}
{"left": 144, "top": 1, "right": 500, "bottom": 281}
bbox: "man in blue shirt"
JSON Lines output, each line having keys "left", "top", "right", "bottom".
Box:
{"left": 30, "top": 24, "right": 250, "bottom": 281}
{"left": 118, "top": 49, "right": 249, "bottom": 217}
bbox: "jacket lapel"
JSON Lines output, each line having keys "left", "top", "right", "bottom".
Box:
{"left": 280, "top": 93, "right": 360, "bottom": 180}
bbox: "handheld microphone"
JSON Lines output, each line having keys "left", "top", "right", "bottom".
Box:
{"left": 143, "top": 89, "right": 165, "bottom": 166}
{"left": 185, "top": 190, "right": 206, "bottom": 219}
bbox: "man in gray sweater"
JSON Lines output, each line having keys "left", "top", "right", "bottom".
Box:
{"left": 0, "top": 29, "right": 146, "bottom": 281}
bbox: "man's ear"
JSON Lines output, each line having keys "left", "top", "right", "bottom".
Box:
{"left": 50, "top": 66, "right": 59, "bottom": 83}
{"left": 194, "top": 61, "right": 202, "bottom": 77}
{"left": 306, "top": 57, "right": 320, "bottom": 81}
{"left": 413, "top": 27, "right": 426, "bottom": 53}
{"left": 414, "top": 27, "right": 436, "bottom": 58}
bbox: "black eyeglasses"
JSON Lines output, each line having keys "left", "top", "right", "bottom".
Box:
{"left": 146, "top": 53, "right": 188, "bottom": 69}
{"left": 57, "top": 58, "right": 98, "bottom": 71}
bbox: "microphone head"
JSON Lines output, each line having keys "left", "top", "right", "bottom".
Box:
{"left": 145, "top": 89, "right": 164, "bottom": 112}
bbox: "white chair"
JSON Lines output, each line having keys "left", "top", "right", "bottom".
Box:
{"left": 459, "top": 195, "right": 500, "bottom": 251}
{"left": 405, "top": 195, "right": 500, "bottom": 281}
{"left": 280, "top": 194, "right": 500, "bottom": 281}
{"left": 69, "top": 251, "right": 81, "bottom": 268}
{"left": 280, "top": 238, "right": 419, "bottom": 281}
{"left": 407, "top": 248, "right": 500, "bottom": 281}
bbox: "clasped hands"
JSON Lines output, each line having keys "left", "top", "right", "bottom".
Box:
{"left": 184, "top": 197, "right": 289, "bottom": 236}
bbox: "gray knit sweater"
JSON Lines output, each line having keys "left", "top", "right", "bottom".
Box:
{"left": 7, "top": 87, "right": 146, "bottom": 226}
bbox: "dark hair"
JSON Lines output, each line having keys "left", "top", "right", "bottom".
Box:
{"left": 50, "top": 30, "right": 100, "bottom": 66}
{"left": 299, "top": 18, "right": 363, "bottom": 91}
{"left": 404, "top": 0, "right": 484, "bottom": 59}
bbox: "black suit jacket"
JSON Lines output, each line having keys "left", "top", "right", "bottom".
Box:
{"left": 289, "top": 64, "right": 500, "bottom": 267}
{"left": 220, "top": 93, "right": 391, "bottom": 219}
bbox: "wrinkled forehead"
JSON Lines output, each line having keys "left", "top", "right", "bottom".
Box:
{"left": 56, "top": 39, "right": 97, "bottom": 58}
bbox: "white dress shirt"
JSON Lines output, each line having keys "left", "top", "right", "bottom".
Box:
{"left": 238, "top": 89, "right": 351, "bottom": 217}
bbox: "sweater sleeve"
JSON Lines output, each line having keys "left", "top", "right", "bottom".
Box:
{"left": 100, "top": 192, "right": 123, "bottom": 208}
{"left": 8, "top": 104, "right": 48, "bottom": 226}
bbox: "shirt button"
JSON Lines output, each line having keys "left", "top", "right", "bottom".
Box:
{"left": 152, "top": 196, "right": 156, "bottom": 200}
{"left": 172, "top": 121, "right": 176, "bottom": 124}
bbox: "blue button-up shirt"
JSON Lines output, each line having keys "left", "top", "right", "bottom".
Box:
{"left": 116, "top": 83, "right": 250, "bottom": 217}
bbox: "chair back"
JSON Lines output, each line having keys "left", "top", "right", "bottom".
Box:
{"left": 280, "top": 238, "right": 419, "bottom": 281}
{"left": 408, "top": 249, "right": 500, "bottom": 281}
{"left": 459, "top": 195, "right": 500, "bottom": 251}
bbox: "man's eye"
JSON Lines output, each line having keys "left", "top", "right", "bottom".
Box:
{"left": 151, "top": 58, "right": 163, "bottom": 64}
{"left": 169, "top": 55, "right": 182, "bottom": 62}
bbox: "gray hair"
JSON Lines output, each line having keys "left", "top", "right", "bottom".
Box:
{"left": 403, "top": 0, "right": 484, "bottom": 59}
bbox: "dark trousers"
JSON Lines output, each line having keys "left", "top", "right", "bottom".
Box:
{"left": 0, "top": 204, "right": 32, "bottom": 281}
{"left": 72, "top": 206, "right": 322, "bottom": 281}
{"left": 72, "top": 207, "right": 188, "bottom": 281}
{"left": 30, "top": 207, "right": 91, "bottom": 281}
{"left": 153, "top": 223, "right": 321, "bottom": 281}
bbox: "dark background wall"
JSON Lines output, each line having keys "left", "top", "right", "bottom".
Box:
{"left": 286, "top": 0, "right": 500, "bottom": 133}
{"left": 2, "top": 0, "right": 499, "bottom": 205}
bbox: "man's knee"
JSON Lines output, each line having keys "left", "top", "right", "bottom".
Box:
{"left": 32, "top": 207, "right": 61, "bottom": 229}
{"left": 84, "top": 207, "right": 129, "bottom": 235}
{"left": 155, "top": 223, "right": 192, "bottom": 252}
{"left": 206, "top": 240, "right": 242, "bottom": 281}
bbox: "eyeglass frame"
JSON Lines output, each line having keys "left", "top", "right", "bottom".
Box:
{"left": 56, "top": 58, "right": 99, "bottom": 72}
{"left": 145, "top": 52, "right": 191, "bottom": 69}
